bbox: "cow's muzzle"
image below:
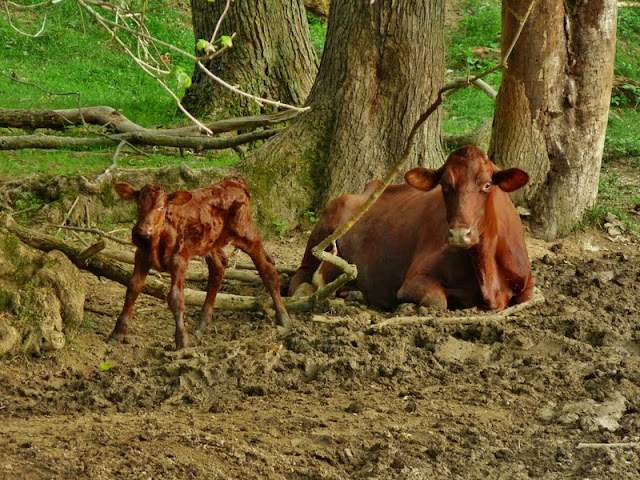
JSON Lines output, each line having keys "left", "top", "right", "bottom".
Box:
{"left": 135, "top": 224, "right": 154, "bottom": 239}
{"left": 448, "top": 227, "right": 477, "bottom": 247}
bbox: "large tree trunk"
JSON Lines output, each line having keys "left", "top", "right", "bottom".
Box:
{"left": 490, "top": 1, "right": 617, "bottom": 240}
{"left": 242, "top": 0, "right": 446, "bottom": 227}
{"left": 182, "top": 0, "right": 318, "bottom": 119}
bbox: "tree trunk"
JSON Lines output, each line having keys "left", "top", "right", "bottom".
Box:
{"left": 490, "top": 1, "right": 617, "bottom": 240}
{"left": 305, "top": 0, "right": 330, "bottom": 19}
{"left": 242, "top": 0, "right": 446, "bottom": 227}
{"left": 182, "top": 0, "right": 318, "bottom": 119}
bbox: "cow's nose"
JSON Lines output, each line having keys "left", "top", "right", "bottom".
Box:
{"left": 448, "top": 227, "right": 473, "bottom": 247}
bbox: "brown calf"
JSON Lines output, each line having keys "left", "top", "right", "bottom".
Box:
{"left": 108, "top": 176, "right": 290, "bottom": 349}
{"left": 290, "top": 146, "right": 534, "bottom": 311}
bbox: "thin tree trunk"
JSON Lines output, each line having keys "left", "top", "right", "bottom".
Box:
{"left": 182, "top": 0, "right": 318, "bottom": 118}
{"left": 242, "top": 0, "right": 446, "bottom": 227}
{"left": 490, "top": 1, "right": 617, "bottom": 240}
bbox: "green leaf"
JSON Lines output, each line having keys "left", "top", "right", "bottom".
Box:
{"left": 100, "top": 361, "right": 115, "bottom": 371}
{"left": 219, "top": 35, "right": 233, "bottom": 48}
{"left": 196, "top": 39, "right": 210, "bottom": 51}
{"left": 175, "top": 68, "right": 192, "bottom": 89}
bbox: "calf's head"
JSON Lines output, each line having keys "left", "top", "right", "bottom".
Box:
{"left": 404, "top": 146, "right": 529, "bottom": 248}
{"left": 114, "top": 183, "right": 192, "bottom": 240}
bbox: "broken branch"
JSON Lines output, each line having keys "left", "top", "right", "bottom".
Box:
{"left": 5, "top": 216, "right": 315, "bottom": 313}
{"left": 368, "top": 289, "right": 545, "bottom": 330}
{"left": 0, "top": 128, "right": 282, "bottom": 151}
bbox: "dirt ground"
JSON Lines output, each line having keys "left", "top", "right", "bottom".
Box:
{"left": 1, "top": 215, "right": 640, "bottom": 479}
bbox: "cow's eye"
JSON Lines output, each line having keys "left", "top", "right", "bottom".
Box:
{"left": 158, "top": 206, "right": 165, "bottom": 212}
{"left": 483, "top": 182, "right": 492, "bottom": 192}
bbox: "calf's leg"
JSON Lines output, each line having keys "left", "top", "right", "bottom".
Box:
{"left": 168, "top": 258, "right": 189, "bottom": 349}
{"left": 108, "top": 249, "right": 151, "bottom": 344}
{"left": 234, "top": 237, "right": 291, "bottom": 334}
{"left": 193, "top": 251, "right": 227, "bottom": 340}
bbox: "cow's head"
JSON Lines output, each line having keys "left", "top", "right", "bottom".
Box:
{"left": 114, "top": 183, "right": 192, "bottom": 240}
{"left": 404, "top": 146, "right": 529, "bottom": 248}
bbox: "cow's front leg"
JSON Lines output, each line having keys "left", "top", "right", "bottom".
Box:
{"left": 108, "top": 249, "right": 151, "bottom": 344}
{"left": 194, "top": 251, "right": 227, "bottom": 340}
{"left": 474, "top": 256, "right": 510, "bottom": 311}
{"left": 397, "top": 275, "right": 447, "bottom": 309}
{"left": 168, "top": 258, "right": 189, "bottom": 349}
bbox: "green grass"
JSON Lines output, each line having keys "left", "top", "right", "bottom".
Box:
{"left": 0, "top": 1, "right": 243, "bottom": 180}
{"left": 443, "top": 0, "right": 501, "bottom": 137}
{"left": 0, "top": 0, "right": 193, "bottom": 127}
{"left": 0, "top": 149, "right": 241, "bottom": 181}
{"left": 605, "top": 109, "right": 640, "bottom": 160}
{"left": 307, "top": 13, "right": 327, "bottom": 56}
{"left": 616, "top": 7, "right": 640, "bottom": 80}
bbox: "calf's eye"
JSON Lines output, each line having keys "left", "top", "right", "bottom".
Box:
{"left": 158, "top": 206, "right": 165, "bottom": 212}
{"left": 483, "top": 182, "right": 492, "bottom": 192}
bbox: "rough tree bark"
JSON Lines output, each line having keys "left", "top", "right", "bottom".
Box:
{"left": 490, "top": 1, "right": 617, "bottom": 239}
{"left": 242, "top": 0, "right": 446, "bottom": 226}
{"left": 305, "top": 0, "right": 330, "bottom": 18}
{"left": 182, "top": 0, "right": 318, "bottom": 118}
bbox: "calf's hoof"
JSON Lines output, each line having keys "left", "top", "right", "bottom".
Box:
{"left": 275, "top": 312, "right": 292, "bottom": 337}
{"left": 174, "top": 333, "right": 190, "bottom": 350}
{"left": 106, "top": 332, "right": 127, "bottom": 345}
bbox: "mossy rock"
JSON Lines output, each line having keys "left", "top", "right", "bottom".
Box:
{"left": 0, "top": 231, "right": 86, "bottom": 356}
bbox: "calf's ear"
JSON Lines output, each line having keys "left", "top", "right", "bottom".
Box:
{"left": 114, "top": 183, "right": 138, "bottom": 200}
{"left": 168, "top": 190, "right": 193, "bottom": 206}
{"left": 405, "top": 167, "right": 442, "bottom": 192}
{"left": 493, "top": 168, "right": 529, "bottom": 192}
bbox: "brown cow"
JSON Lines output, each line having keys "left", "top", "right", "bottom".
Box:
{"left": 108, "top": 176, "right": 290, "bottom": 349}
{"left": 290, "top": 146, "right": 534, "bottom": 311}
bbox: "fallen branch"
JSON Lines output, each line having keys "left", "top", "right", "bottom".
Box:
{"left": 48, "top": 222, "right": 298, "bottom": 276}
{"left": 576, "top": 442, "right": 640, "bottom": 449}
{"left": 52, "top": 225, "right": 131, "bottom": 245}
{"left": 99, "top": 248, "right": 271, "bottom": 285}
{"left": 0, "top": 106, "right": 299, "bottom": 135}
{"left": 76, "top": 240, "right": 106, "bottom": 267}
{"left": 368, "top": 288, "right": 545, "bottom": 330}
{"left": 0, "top": 128, "right": 282, "bottom": 151}
{"left": 5, "top": 216, "right": 315, "bottom": 313}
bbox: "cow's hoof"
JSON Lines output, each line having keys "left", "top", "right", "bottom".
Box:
{"left": 193, "top": 329, "right": 203, "bottom": 340}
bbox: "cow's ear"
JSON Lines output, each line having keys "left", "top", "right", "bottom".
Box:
{"left": 493, "top": 168, "right": 529, "bottom": 193}
{"left": 168, "top": 191, "right": 192, "bottom": 206}
{"left": 114, "top": 183, "right": 138, "bottom": 200}
{"left": 405, "top": 167, "right": 442, "bottom": 192}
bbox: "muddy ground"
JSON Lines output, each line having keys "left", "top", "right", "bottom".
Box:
{"left": 1, "top": 218, "right": 640, "bottom": 479}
